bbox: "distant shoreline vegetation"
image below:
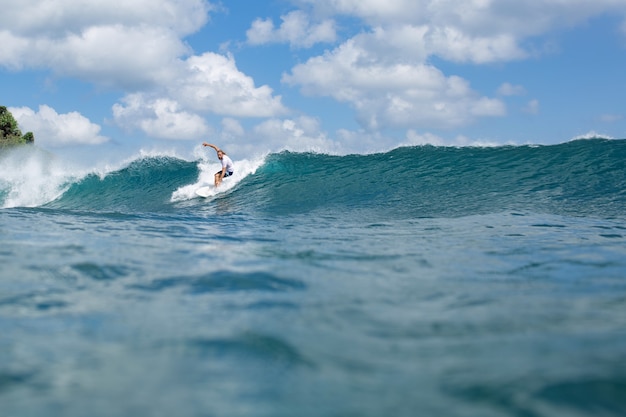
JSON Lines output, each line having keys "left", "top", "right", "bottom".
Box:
{"left": 0, "top": 106, "right": 34, "bottom": 148}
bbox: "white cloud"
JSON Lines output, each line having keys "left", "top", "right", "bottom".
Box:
{"left": 0, "top": 0, "right": 212, "bottom": 37}
{"left": 221, "top": 118, "right": 245, "bottom": 138}
{"left": 10, "top": 105, "right": 108, "bottom": 146}
{"left": 281, "top": 0, "right": 626, "bottom": 133}
{"left": 300, "top": 0, "right": 626, "bottom": 38}
{"left": 0, "top": 31, "right": 29, "bottom": 70}
{"left": 1, "top": 1, "right": 290, "bottom": 147}
{"left": 284, "top": 39, "right": 505, "bottom": 130}
{"left": 111, "top": 50, "right": 288, "bottom": 139}
{"left": 52, "top": 25, "right": 188, "bottom": 88}
{"left": 4, "top": 0, "right": 625, "bottom": 153}
{"left": 424, "top": 26, "right": 526, "bottom": 63}
{"left": 246, "top": 10, "right": 337, "bottom": 48}
{"left": 288, "top": 0, "right": 626, "bottom": 68}
{"left": 0, "top": 0, "right": 214, "bottom": 88}
{"left": 296, "top": 0, "right": 426, "bottom": 25}
{"left": 112, "top": 94, "right": 211, "bottom": 140}
{"left": 173, "top": 52, "right": 287, "bottom": 117}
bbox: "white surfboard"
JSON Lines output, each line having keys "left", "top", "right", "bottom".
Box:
{"left": 195, "top": 186, "right": 213, "bottom": 198}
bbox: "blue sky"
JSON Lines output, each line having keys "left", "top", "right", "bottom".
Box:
{"left": 1, "top": 0, "right": 626, "bottom": 165}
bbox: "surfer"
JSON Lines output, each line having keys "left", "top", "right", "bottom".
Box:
{"left": 202, "top": 143, "right": 234, "bottom": 187}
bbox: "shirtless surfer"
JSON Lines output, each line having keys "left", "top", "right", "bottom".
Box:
{"left": 202, "top": 143, "right": 234, "bottom": 187}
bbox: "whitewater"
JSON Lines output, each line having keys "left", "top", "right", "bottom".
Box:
{"left": 1, "top": 139, "right": 625, "bottom": 417}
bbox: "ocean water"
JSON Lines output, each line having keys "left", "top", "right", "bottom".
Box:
{"left": 1, "top": 139, "right": 625, "bottom": 417}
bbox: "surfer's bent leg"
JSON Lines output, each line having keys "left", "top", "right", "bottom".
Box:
{"left": 214, "top": 170, "right": 233, "bottom": 186}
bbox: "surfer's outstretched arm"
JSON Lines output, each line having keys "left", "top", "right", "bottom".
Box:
{"left": 202, "top": 143, "right": 221, "bottom": 153}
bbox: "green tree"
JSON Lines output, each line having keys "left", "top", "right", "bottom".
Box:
{"left": 0, "top": 106, "right": 35, "bottom": 148}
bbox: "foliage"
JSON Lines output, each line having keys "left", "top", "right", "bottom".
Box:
{"left": 0, "top": 106, "right": 35, "bottom": 148}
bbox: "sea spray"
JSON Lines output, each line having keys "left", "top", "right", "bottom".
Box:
{"left": 0, "top": 146, "right": 81, "bottom": 208}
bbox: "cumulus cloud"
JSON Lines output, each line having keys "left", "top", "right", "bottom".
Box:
{"left": 221, "top": 118, "right": 245, "bottom": 138}
{"left": 0, "top": 2, "right": 290, "bottom": 146}
{"left": 284, "top": 39, "right": 505, "bottom": 130}
{"left": 5, "top": 0, "right": 625, "bottom": 151}
{"left": 299, "top": 0, "right": 626, "bottom": 38}
{"left": 246, "top": 10, "right": 337, "bottom": 48}
{"left": 0, "top": 0, "right": 212, "bottom": 37}
{"left": 10, "top": 105, "right": 108, "bottom": 146}
{"left": 112, "top": 94, "right": 211, "bottom": 140}
{"left": 1, "top": 1, "right": 289, "bottom": 146}
{"left": 3, "top": 0, "right": 290, "bottom": 148}
{"left": 173, "top": 52, "right": 287, "bottom": 117}
{"left": 0, "top": 0, "right": 212, "bottom": 88}
{"left": 291, "top": 0, "right": 626, "bottom": 64}
{"left": 112, "top": 51, "right": 287, "bottom": 138}
{"left": 296, "top": 0, "right": 426, "bottom": 25}
{"left": 34, "top": 25, "right": 186, "bottom": 88}
{"left": 424, "top": 27, "right": 526, "bottom": 63}
{"left": 280, "top": 0, "right": 626, "bottom": 132}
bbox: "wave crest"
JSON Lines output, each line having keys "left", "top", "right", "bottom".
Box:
{"left": 2, "top": 139, "right": 625, "bottom": 219}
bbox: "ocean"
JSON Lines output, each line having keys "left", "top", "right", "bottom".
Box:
{"left": 1, "top": 138, "right": 625, "bottom": 416}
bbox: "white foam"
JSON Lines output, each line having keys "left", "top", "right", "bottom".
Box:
{"left": 0, "top": 147, "right": 86, "bottom": 209}
{"left": 570, "top": 131, "right": 614, "bottom": 141}
{"left": 170, "top": 154, "right": 266, "bottom": 202}
{"left": 0, "top": 144, "right": 269, "bottom": 208}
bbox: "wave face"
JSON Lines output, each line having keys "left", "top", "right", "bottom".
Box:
{"left": 243, "top": 139, "right": 626, "bottom": 219}
{"left": 47, "top": 157, "right": 198, "bottom": 212}
{"left": 2, "top": 139, "right": 625, "bottom": 219}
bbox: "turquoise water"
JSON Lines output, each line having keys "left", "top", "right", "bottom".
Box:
{"left": 1, "top": 139, "right": 625, "bottom": 416}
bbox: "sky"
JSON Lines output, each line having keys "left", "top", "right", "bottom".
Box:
{"left": 1, "top": 0, "right": 626, "bottom": 165}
